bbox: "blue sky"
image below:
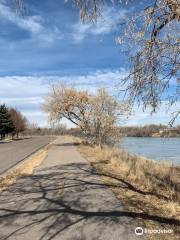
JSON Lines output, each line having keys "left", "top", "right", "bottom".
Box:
{"left": 0, "top": 0, "right": 179, "bottom": 127}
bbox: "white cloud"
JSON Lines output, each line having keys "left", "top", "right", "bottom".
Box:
{"left": 0, "top": 70, "right": 179, "bottom": 127}
{"left": 72, "top": 7, "right": 128, "bottom": 43}
{"left": 0, "top": 70, "right": 127, "bottom": 127}
{"left": 0, "top": 76, "right": 49, "bottom": 98}
{"left": 0, "top": 1, "right": 62, "bottom": 43}
{"left": 21, "top": 110, "right": 49, "bottom": 127}
{"left": 125, "top": 102, "right": 180, "bottom": 126}
{"left": 0, "top": 76, "right": 49, "bottom": 126}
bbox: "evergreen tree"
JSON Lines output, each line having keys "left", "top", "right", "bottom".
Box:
{"left": 0, "top": 104, "right": 15, "bottom": 140}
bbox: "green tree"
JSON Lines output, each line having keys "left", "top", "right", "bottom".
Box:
{"left": 0, "top": 104, "right": 15, "bottom": 140}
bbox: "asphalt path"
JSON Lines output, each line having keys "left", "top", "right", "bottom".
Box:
{"left": 0, "top": 136, "right": 54, "bottom": 175}
{"left": 0, "top": 136, "right": 141, "bottom": 240}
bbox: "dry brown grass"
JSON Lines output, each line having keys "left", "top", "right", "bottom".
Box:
{"left": 78, "top": 142, "right": 180, "bottom": 239}
{"left": 0, "top": 149, "right": 47, "bottom": 192}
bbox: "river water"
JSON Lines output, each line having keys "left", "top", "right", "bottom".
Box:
{"left": 121, "top": 137, "right": 180, "bottom": 165}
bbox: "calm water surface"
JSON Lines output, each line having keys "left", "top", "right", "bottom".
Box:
{"left": 121, "top": 137, "right": 180, "bottom": 165}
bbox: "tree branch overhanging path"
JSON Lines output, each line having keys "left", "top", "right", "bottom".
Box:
{"left": 79, "top": 0, "right": 180, "bottom": 121}
{"left": 13, "top": 0, "right": 180, "bottom": 123}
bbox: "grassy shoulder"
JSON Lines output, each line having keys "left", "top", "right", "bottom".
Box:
{"left": 76, "top": 139, "right": 180, "bottom": 239}
{"left": 0, "top": 148, "right": 48, "bottom": 193}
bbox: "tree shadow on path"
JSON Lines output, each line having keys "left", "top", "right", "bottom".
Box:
{"left": 0, "top": 162, "right": 179, "bottom": 240}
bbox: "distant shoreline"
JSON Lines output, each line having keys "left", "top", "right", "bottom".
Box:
{"left": 119, "top": 125, "right": 180, "bottom": 138}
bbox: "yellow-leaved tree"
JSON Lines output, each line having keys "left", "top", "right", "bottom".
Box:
{"left": 43, "top": 85, "right": 129, "bottom": 147}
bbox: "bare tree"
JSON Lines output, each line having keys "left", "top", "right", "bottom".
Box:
{"left": 43, "top": 85, "right": 129, "bottom": 146}
{"left": 118, "top": 0, "right": 180, "bottom": 119}
{"left": 9, "top": 108, "right": 27, "bottom": 138}
{"left": 73, "top": 0, "right": 180, "bottom": 122}
{"left": 70, "top": 0, "right": 104, "bottom": 22}
{"left": 11, "top": 0, "right": 180, "bottom": 122}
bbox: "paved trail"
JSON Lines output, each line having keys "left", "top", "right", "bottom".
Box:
{"left": 0, "top": 137, "right": 142, "bottom": 240}
{"left": 0, "top": 136, "right": 54, "bottom": 174}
